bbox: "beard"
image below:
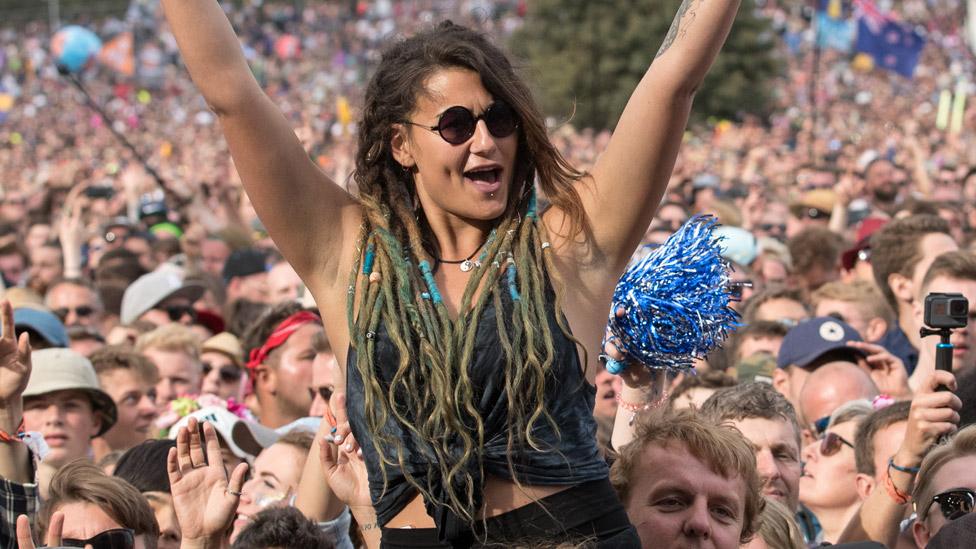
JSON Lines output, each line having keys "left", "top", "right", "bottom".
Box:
{"left": 872, "top": 186, "right": 898, "bottom": 203}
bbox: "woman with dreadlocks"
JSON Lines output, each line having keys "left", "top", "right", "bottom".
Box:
{"left": 162, "top": 1, "right": 739, "bottom": 546}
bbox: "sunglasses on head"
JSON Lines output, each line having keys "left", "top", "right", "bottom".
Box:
{"left": 926, "top": 488, "right": 976, "bottom": 522}
{"left": 62, "top": 528, "right": 135, "bottom": 549}
{"left": 404, "top": 101, "right": 519, "bottom": 145}
{"left": 202, "top": 361, "right": 242, "bottom": 383}
{"left": 53, "top": 306, "right": 96, "bottom": 321}
{"left": 154, "top": 304, "right": 197, "bottom": 322}
{"left": 819, "top": 431, "right": 854, "bottom": 457}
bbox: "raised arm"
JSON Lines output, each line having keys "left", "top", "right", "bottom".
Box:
{"left": 160, "top": 0, "right": 360, "bottom": 285}
{"left": 560, "top": 0, "right": 740, "bottom": 274}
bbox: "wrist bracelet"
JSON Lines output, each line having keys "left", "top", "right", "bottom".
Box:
{"left": 883, "top": 468, "right": 911, "bottom": 505}
{"left": 616, "top": 391, "right": 669, "bottom": 426}
{"left": 0, "top": 418, "right": 25, "bottom": 444}
{"left": 888, "top": 457, "right": 921, "bottom": 475}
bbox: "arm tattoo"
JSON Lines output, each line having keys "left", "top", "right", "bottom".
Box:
{"left": 656, "top": 0, "right": 701, "bottom": 59}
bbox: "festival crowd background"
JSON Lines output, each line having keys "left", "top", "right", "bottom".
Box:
{"left": 3, "top": 0, "right": 976, "bottom": 548}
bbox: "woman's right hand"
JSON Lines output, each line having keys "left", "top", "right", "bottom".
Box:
{"left": 320, "top": 393, "right": 371, "bottom": 509}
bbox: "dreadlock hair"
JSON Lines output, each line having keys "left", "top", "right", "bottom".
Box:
{"left": 348, "top": 21, "right": 588, "bottom": 526}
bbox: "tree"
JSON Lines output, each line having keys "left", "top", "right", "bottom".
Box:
{"left": 509, "top": 0, "right": 783, "bottom": 130}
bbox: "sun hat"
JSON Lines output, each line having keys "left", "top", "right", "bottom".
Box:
{"left": 201, "top": 332, "right": 244, "bottom": 369}
{"left": 22, "top": 348, "right": 117, "bottom": 436}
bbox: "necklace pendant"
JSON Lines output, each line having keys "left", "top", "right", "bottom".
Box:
{"left": 460, "top": 260, "right": 474, "bottom": 272}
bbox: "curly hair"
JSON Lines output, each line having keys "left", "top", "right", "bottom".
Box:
{"left": 347, "top": 21, "right": 589, "bottom": 524}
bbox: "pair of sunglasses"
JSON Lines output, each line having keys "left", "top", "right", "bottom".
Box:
{"left": 926, "top": 488, "right": 976, "bottom": 521}
{"left": 53, "top": 306, "right": 96, "bottom": 321}
{"left": 404, "top": 101, "right": 518, "bottom": 145}
{"left": 154, "top": 304, "right": 196, "bottom": 322}
{"left": 202, "top": 361, "right": 242, "bottom": 383}
{"left": 63, "top": 528, "right": 134, "bottom": 549}
{"left": 819, "top": 431, "right": 855, "bottom": 457}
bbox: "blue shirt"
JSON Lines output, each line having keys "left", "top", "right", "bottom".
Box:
{"left": 878, "top": 325, "right": 918, "bottom": 375}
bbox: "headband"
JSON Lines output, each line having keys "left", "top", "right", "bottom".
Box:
{"left": 246, "top": 310, "right": 321, "bottom": 371}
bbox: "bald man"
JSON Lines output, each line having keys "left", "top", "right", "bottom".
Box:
{"left": 799, "top": 361, "right": 879, "bottom": 443}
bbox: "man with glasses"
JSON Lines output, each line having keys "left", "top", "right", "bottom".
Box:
{"left": 199, "top": 332, "right": 245, "bottom": 401}
{"left": 45, "top": 278, "right": 105, "bottom": 334}
{"left": 120, "top": 267, "right": 204, "bottom": 328}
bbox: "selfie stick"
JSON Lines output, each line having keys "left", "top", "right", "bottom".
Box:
{"left": 920, "top": 326, "right": 953, "bottom": 390}
{"left": 57, "top": 64, "right": 167, "bottom": 189}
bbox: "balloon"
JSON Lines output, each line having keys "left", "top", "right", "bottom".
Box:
{"left": 51, "top": 26, "right": 102, "bottom": 73}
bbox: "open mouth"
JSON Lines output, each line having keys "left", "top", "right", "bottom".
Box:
{"left": 464, "top": 167, "right": 502, "bottom": 193}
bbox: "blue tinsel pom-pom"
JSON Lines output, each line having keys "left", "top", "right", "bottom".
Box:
{"left": 606, "top": 215, "right": 739, "bottom": 374}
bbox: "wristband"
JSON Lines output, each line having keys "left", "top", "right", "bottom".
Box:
{"left": 883, "top": 468, "right": 911, "bottom": 505}
{"left": 0, "top": 418, "right": 25, "bottom": 443}
{"left": 888, "top": 457, "right": 921, "bottom": 475}
{"left": 616, "top": 391, "right": 669, "bottom": 426}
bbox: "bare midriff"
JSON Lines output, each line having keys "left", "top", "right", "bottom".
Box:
{"left": 384, "top": 474, "right": 573, "bottom": 528}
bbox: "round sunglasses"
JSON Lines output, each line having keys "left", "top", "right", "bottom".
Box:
{"left": 404, "top": 101, "right": 518, "bottom": 145}
{"left": 925, "top": 488, "right": 976, "bottom": 521}
{"left": 819, "top": 431, "right": 855, "bottom": 457}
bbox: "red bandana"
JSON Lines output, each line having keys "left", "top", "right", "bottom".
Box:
{"left": 246, "top": 311, "right": 322, "bottom": 372}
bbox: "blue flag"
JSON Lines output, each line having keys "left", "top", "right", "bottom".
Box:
{"left": 817, "top": 12, "right": 855, "bottom": 51}
{"left": 855, "top": 17, "right": 926, "bottom": 78}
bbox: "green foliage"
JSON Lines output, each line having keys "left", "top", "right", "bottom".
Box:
{"left": 510, "top": 0, "right": 783, "bottom": 130}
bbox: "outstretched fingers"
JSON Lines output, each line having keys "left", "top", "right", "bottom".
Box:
{"left": 15, "top": 515, "right": 35, "bottom": 549}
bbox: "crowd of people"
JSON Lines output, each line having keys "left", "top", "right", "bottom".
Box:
{"left": 2, "top": 0, "right": 976, "bottom": 547}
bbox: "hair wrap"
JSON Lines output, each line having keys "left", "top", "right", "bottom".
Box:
{"left": 246, "top": 310, "right": 322, "bottom": 371}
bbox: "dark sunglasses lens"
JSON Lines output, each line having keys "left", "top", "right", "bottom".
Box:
{"left": 64, "top": 528, "right": 135, "bottom": 549}
{"left": 437, "top": 107, "right": 476, "bottom": 145}
{"left": 166, "top": 306, "right": 195, "bottom": 322}
{"left": 76, "top": 306, "right": 94, "bottom": 317}
{"left": 820, "top": 433, "right": 840, "bottom": 456}
{"left": 220, "top": 366, "right": 242, "bottom": 383}
{"left": 938, "top": 491, "right": 976, "bottom": 520}
{"left": 484, "top": 102, "right": 517, "bottom": 138}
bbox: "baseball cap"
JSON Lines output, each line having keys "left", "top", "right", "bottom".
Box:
{"left": 841, "top": 217, "right": 889, "bottom": 271}
{"left": 22, "top": 348, "right": 117, "bottom": 436}
{"left": 777, "top": 317, "right": 865, "bottom": 370}
{"left": 222, "top": 248, "right": 268, "bottom": 283}
{"left": 201, "top": 332, "right": 244, "bottom": 369}
{"left": 168, "top": 406, "right": 279, "bottom": 462}
{"left": 715, "top": 226, "right": 759, "bottom": 266}
{"left": 14, "top": 308, "right": 69, "bottom": 347}
{"left": 120, "top": 267, "right": 204, "bottom": 325}
{"left": 138, "top": 199, "right": 167, "bottom": 220}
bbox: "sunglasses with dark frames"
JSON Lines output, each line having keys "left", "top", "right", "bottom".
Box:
{"left": 819, "top": 431, "right": 855, "bottom": 457}
{"left": 403, "top": 101, "right": 519, "bottom": 145}
{"left": 926, "top": 488, "right": 976, "bottom": 521}
{"left": 63, "top": 527, "right": 135, "bottom": 549}
{"left": 154, "top": 304, "right": 197, "bottom": 322}
{"left": 53, "top": 306, "right": 96, "bottom": 321}
{"left": 202, "top": 361, "right": 243, "bottom": 383}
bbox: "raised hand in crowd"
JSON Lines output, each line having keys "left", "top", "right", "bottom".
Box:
{"left": 167, "top": 417, "right": 248, "bottom": 549}
{"left": 845, "top": 369, "right": 961, "bottom": 547}
{"left": 847, "top": 340, "right": 912, "bottom": 398}
{"left": 15, "top": 512, "right": 72, "bottom": 549}
{"left": 0, "top": 300, "right": 32, "bottom": 484}
{"left": 57, "top": 184, "right": 88, "bottom": 280}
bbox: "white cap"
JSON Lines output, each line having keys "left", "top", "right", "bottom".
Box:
{"left": 168, "top": 406, "right": 279, "bottom": 462}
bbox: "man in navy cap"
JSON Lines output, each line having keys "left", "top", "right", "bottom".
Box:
{"left": 772, "top": 316, "right": 866, "bottom": 416}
